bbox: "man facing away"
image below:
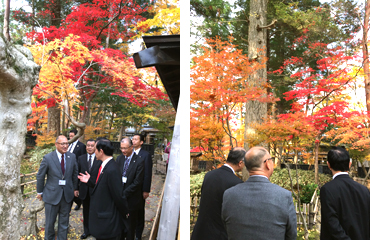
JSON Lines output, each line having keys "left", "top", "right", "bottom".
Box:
{"left": 222, "top": 146, "right": 297, "bottom": 240}
{"left": 116, "top": 137, "right": 145, "bottom": 240}
{"left": 191, "top": 147, "right": 245, "bottom": 240}
{"left": 320, "top": 146, "right": 370, "bottom": 240}
{"left": 78, "top": 138, "right": 128, "bottom": 240}
{"left": 68, "top": 129, "right": 86, "bottom": 211}
{"left": 132, "top": 133, "right": 153, "bottom": 240}
{"left": 77, "top": 138, "right": 102, "bottom": 239}
{"left": 36, "top": 135, "right": 79, "bottom": 240}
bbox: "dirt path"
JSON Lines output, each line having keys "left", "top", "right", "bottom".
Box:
{"left": 21, "top": 169, "right": 165, "bottom": 239}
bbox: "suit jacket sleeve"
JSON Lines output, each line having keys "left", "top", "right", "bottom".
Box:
{"left": 108, "top": 166, "right": 129, "bottom": 217}
{"left": 320, "top": 186, "right": 351, "bottom": 240}
{"left": 73, "top": 156, "right": 78, "bottom": 190}
{"left": 36, "top": 156, "right": 49, "bottom": 193}
{"left": 142, "top": 152, "right": 152, "bottom": 193}
{"left": 123, "top": 158, "right": 145, "bottom": 198}
{"left": 285, "top": 193, "right": 297, "bottom": 240}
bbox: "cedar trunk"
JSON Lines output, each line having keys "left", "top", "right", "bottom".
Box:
{"left": 0, "top": 36, "right": 40, "bottom": 239}
{"left": 363, "top": 0, "right": 370, "bottom": 112}
{"left": 243, "top": 0, "right": 268, "bottom": 180}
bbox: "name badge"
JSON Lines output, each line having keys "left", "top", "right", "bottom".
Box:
{"left": 59, "top": 180, "right": 66, "bottom": 186}
{"left": 122, "top": 177, "right": 127, "bottom": 183}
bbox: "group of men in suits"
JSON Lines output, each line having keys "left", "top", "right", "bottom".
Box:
{"left": 36, "top": 133, "right": 153, "bottom": 240}
{"left": 192, "top": 146, "right": 370, "bottom": 240}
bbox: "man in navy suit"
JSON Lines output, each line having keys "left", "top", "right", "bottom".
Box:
{"left": 77, "top": 139, "right": 102, "bottom": 239}
{"left": 78, "top": 139, "right": 128, "bottom": 240}
{"left": 191, "top": 147, "right": 245, "bottom": 240}
{"left": 116, "top": 137, "right": 145, "bottom": 240}
{"left": 132, "top": 133, "right": 152, "bottom": 240}
{"left": 68, "top": 129, "right": 86, "bottom": 210}
{"left": 320, "top": 146, "right": 370, "bottom": 240}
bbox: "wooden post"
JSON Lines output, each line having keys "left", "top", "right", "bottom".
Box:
{"left": 20, "top": 174, "right": 25, "bottom": 195}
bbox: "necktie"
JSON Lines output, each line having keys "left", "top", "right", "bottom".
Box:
{"left": 96, "top": 165, "right": 102, "bottom": 184}
{"left": 61, "top": 154, "right": 65, "bottom": 175}
{"left": 88, "top": 155, "right": 92, "bottom": 172}
{"left": 122, "top": 156, "right": 130, "bottom": 177}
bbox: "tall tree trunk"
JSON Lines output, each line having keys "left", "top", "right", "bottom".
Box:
{"left": 0, "top": 35, "right": 40, "bottom": 239}
{"left": 314, "top": 138, "right": 319, "bottom": 184}
{"left": 3, "top": 0, "right": 10, "bottom": 41}
{"left": 363, "top": 0, "right": 370, "bottom": 111}
{"left": 243, "top": 0, "right": 268, "bottom": 180}
{"left": 46, "top": 0, "right": 62, "bottom": 136}
{"left": 47, "top": 105, "right": 60, "bottom": 136}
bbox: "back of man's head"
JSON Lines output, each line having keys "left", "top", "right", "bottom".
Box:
{"left": 244, "top": 147, "right": 269, "bottom": 171}
{"left": 327, "top": 146, "right": 350, "bottom": 172}
{"left": 96, "top": 139, "right": 114, "bottom": 156}
{"left": 226, "top": 147, "right": 246, "bottom": 165}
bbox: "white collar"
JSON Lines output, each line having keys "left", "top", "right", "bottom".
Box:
{"left": 224, "top": 163, "right": 235, "bottom": 174}
{"left": 333, "top": 172, "right": 348, "bottom": 179}
{"left": 134, "top": 148, "right": 141, "bottom": 155}
{"left": 249, "top": 175, "right": 269, "bottom": 180}
{"left": 100, "top": 157, "right": 113, "bottom": 172}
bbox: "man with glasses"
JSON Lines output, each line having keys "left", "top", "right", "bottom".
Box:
{"left": 191, "top": 147, "right": 245, "bottom": 240}
{"left": 116, "top": 137, "right": 145, "bottom": 240}
{"left": 36, "top": 135, "right": 79, "bottom": 240}
{"left": 222, "top": 146, "right": 296, "bottom": 240}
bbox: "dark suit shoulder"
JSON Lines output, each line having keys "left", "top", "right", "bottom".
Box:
{"left": 78, "top": 153, "right": 87, "bottom": 161}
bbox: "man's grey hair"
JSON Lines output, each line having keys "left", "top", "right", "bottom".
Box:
{"left": 55, "top": 135, "right": 66, "bottom": 143}
{"left": 244, "top": 148, "right": 269, "bottom": 171}
{"left": 121, "top": 137, "right": 133, "bottom": 146}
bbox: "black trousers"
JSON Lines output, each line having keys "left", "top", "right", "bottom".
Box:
{"left": 135, "top": 200, "right": 145, "bottom": 239}
{"left": 82, "top": 194, "right": 91, "bottom": 235}
{"left": 96, "top": 234, "right": 121, "bottom": 240}
{"left": 121, "top": 209, "right": 139, "bottom": 240}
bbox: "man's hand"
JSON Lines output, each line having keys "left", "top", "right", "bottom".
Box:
{"left": 78, "top": 171, "right": 91, "bottom": 183}
{"left": 36, "top": 194, "right": 42, "bottom": 201}
{"left": 143, "top": 192, "right": 149, "bottom": 199}
{"left": 74, "top": 190, "right": 79, "bottom": 197}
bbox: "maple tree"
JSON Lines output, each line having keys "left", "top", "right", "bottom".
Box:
{"left": 270, "top": 32, "right": 360, "bottom": 183}
{"left": 191, "top": 37, "right": 274, "bottom": 164}
{"left": 19, "top": 0, "right": 169, "bottom": 139}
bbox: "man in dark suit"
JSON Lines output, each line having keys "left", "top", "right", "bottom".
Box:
{"left": 320, "top": 146, "right": 370, "bottom": 240}
{"left": 36, "top": 135, "right": 79, "bottom": 240}
{"left": 68, "top": 129, "right": 86, "bottom": 210}
{"left": 77, "top": 138, "right": 102, "bottom": 239}
{"left": 78, "top": 139, "right": 128, "bottom": 240}
{"left": 116, "top": 137, "right": 145, "bottom": 240}
{"left": 132, "top": 133, "right": 152, "bottom": 240}
{"left": 191, "top": 147, "right": 245, "bottom": 240}
{"left": 222, "top": 147, "right": 297, "bottom": 240}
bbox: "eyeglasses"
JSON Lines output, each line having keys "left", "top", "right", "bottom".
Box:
{"left": 120, "top": 147, "right": 132, "bottom": 150}
{"left": 57, "top": 142, "right": 69, "bottom": 146}
{"left": 263, "top": 157, "right": 274, "bottom": 163}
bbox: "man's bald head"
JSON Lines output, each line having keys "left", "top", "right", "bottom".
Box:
{"left": 244, "top": 147, "right": 269, "bottom": 171}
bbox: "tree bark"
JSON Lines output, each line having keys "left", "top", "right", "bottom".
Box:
{"left": 0, "top": 36, "right": 40, "bottom": 239}
{"left": 314, "top": 138, "right": 319, "bottom": 184}
{"left": 47, "top": 105, "right": 60, "bottom": 136}
{"left": 243, "top": 0, "right": 268, "bottom": 179}
{"left": 3, "top": 0, "right": 11, "bottom": 42}
{"left": 363, "top": 0, "right": 370, "bottom": 111}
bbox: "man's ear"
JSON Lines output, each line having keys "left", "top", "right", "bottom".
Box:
{"left": 327, "top": 161, "right": 331, "bottom": 169}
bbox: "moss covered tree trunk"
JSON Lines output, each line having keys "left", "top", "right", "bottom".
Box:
{"left": 0, "top": 36, "right": 39, "bottom": 239}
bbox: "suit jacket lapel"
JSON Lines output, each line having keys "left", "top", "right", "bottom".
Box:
{"left": 92, "top": 159, "right": 110, "bottom": 194}
{"left": 126, "top": 154, "right": 137, "bottom": 176}
{"left": 52, "top": 151, "right": 63, "bottom": 177}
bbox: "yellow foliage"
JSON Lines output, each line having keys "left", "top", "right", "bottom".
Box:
{"left": 35, "top": 127, "right": 57, "bottom": 148}
{"left": 131, "top": 1, "right": 180, "bottom": 39}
